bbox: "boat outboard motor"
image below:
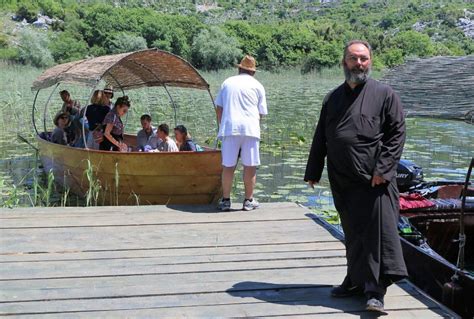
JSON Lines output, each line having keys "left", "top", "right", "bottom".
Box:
{"left": 396, "top": 159, "right": 424, "bottom": 192}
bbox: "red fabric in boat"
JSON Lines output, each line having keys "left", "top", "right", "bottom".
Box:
{"left": 399, "top": 193, "right": 435, "bottom": 210}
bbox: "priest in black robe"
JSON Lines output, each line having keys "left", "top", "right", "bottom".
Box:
{"left": 304, "top": 40, "right": 408, "bottom": 313}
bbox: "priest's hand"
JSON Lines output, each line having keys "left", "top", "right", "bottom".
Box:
{"left": 307, "top": 180, "right": 318, "bottom": 189}
{"left": 371, "top": 175, "right": 386, "bottom": 187}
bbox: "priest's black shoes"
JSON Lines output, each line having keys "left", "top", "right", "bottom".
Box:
{"left": 330, "top": 277, "right": 364, "bottom": 297}
{"left": 331, "top": 284, "right": 364, "bottom": 297}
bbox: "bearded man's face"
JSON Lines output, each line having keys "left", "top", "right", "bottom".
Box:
{"left": 343, "top": 43, "right": 372, "bottom": 84}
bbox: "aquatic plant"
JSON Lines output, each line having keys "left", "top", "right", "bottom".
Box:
{"left": 44, "top": 169, "right": 55, "bottom": 207}
{"left": 61, "top": 172, "right": 70, "bottom": 207}
{"left": 131, "top": 192, "right": 140, "bottom": 206}
{"left": 0, "top": 180, "right": 20, "bottom": 208}
{"left": 84, "top": 159, "right": 101, "bottom": 207}
{"left": 114, "top": 162, "right": 120, "bottom": 206}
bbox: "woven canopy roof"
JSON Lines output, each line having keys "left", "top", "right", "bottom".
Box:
{"left": 31, "top": 49, "right": 209, "bottom": 91}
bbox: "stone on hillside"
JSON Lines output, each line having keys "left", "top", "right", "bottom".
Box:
{"left": 457, "top": 17, "right": 474, "bottom": 39}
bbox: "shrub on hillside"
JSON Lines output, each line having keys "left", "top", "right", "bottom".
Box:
{"left": 89, "top": 45, "right": 107, "bottom": 57}
{"left": 18, "top": 29, "right": 54, "bottom": 67}
{"left": 380, "top": 48, "right": 405, "bottom": 68}
{"left": 0, "top": 48, "right": 19, "bottom": 61}
{"left": 16, "top": 1, "right": 39, "bottom": 23}
{"left": 391, "top": 31, "right": 436, "bottom": 58}
{"left": 191, "top": 27, "right": 242, "bottom": 70}
{"left": 38, "top": 0, "right": 65, "bottom": 20}
{"left": 49, "top": 32, "right": 89, "bottom": 63}
{"left": 301, "top": 42, "right": 341, "bottom": 74}
{"left": 106, "top": 33, "right": 147, "bottom": 54}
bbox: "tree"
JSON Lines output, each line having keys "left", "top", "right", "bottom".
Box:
{"left": 49, "top": 32, "right": 89, "bottom": 63}
{"left": 106, "top": 33, "right": 147, "bottom": 54}
{"left": 18, "top": 28, "right": 54, "bottom": 67}
{"left": 191, "top": 27, "right": 242, "bottom": 70}
{"left": 301, "top": 41, "right": 341, "bottom": 73}
{"left": 391, "top": 30, "right": 435, "bottom": 58}
{"left": 16, "top": 1, "right": 39, "bottom": 23}
{"left": 380, "top": 48, "right": 404, "bottom": 68}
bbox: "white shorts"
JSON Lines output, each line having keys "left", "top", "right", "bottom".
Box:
{"left": 221, "top": 136, "right": 260, "bottom": 167}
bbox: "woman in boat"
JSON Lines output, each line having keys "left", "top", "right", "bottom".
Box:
{"left": 100, "top": 96, "right": 130, "bottom": 152}
{"left": 174, "top": 125, "right": 197, "bottom": 152}
{"left": 51, "top": 112, "right": 71, "bottom": 145}
{"left": 85, "top": 90, "right": 110, "bottom": 149}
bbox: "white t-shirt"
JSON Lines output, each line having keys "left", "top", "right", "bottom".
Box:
{"left": 215, "top": 74, "right": 267, "bottom": 139}
{"left": 157, "top": 137, "right": 179, "bottom": 152}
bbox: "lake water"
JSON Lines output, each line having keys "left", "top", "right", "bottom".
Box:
{"left": 0, "top": 66, "right": 472, "bottom": 208}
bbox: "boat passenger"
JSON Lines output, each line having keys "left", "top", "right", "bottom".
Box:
{"left": 69, "top": 107, "right": 88, "bottom": 148}
{"left": 137, "top": 114, "right": 161, "bottom": 151}
{"left": 157, "top": 124, "right": 178, "bottom": 152}
{"left": 100, "top": 96, "right": 130, "bottom": 152}
{"left": 59, "top": 90, "right": 81, "bottom": 116}
{"left": 174, "top": 125, "right": 197, "bottom": 152}
{"left": 51, "top": 112, "right": 71, "bottom": 145}
{"left": 103, "top": 86, "right": 114, "bottom": 109}
{"left": 85, "top": 90, "right": 110, "bottom": 149}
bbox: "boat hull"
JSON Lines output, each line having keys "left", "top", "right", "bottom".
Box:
{"left": 401, "top": 236, "right": 474, "bottom": 318}
{"left": 400, "top": 208, "right": 474, "bottom": 318}
{"left": 37, "top": 135, "right": 223, "bottom": 205}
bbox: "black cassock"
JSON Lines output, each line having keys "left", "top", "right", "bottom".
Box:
{"left": 305, "top": 79, "right": 408, "bottom": 288}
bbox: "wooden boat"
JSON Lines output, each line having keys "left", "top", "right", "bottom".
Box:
{"left": 31, "top": 49, "right": 222, "bottom": 205}
{"left": 399, "top": 179, "right": 474, "bottom": 318}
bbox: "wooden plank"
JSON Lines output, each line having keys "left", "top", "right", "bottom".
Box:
{"left": 0, "top": 241, "right": 344, "bottom": 263}
{"left": 0, "top": 202, "right": 299, "bottom": 217}
{"left": 0, "top": 266, "right": 349, "bottom": 303}
{"left": 0, "top": 215, "right": 309, "bottom": 229}
{"left": 0, "top": 283, "right": 437, "bottom": 316}
{"left": 0, "top": 292, "right": 445, "bottom": 318}
{"left": 0, "top": 221, "right": 336, "bottom": 254}
{"left": 0, "top": 250, "right": 346, "bottom": 280}
{"left": 266, "top": 309, "right": 448, "bottom": 318}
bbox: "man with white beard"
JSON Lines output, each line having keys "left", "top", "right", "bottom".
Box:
{"left": 304, "top": 40, "right": 407, "bottom": 313}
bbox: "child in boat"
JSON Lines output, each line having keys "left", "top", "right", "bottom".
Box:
{"left": 157, "top": 124, "right": 178, "bottom": 152}
{"left": 51, "top": 112, "right": 71, "bottom": 145}
{"left": 137, "top": 114, "right": 161, "bottom": 151}
{"left": 174, "top": 125, "right": 197, "bottom": 152}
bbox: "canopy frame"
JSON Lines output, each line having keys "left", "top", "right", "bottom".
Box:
{"left": 31, "top": 49, "right": 218, "bottom": 150}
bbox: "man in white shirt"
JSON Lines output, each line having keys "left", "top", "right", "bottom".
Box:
{"left": 215, "top": 55, "right": 268, "bottom": 211}
{"left": 136, "top": 114, "right": 161, "bottom": 151}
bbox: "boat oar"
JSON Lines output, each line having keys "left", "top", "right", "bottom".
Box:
{"left": 17, "top": 134, "right": 38, "bottom": 152}
{"left": 442, "top": 157, "right": 473, "bottom": 316}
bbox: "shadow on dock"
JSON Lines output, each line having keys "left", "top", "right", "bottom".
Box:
{"left": 226, "top": 281, "right": 390, "bottom": 318}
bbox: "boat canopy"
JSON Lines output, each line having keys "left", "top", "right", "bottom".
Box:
{"left": 31, "top": 49, "right": 210, "bottom": 91}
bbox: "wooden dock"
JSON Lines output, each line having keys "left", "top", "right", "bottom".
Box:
{"left": 0, "top": 202, "right": 457, "bottom": 318}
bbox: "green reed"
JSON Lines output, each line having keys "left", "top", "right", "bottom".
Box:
{"left": 61, "top": 172, "right": 70, "bottom": 207}
{"left": 0, "top": 181, "right": 20, "bottom": 208}
{"left": 114, "top": 162, "right": 119, "bottom": 206}
{"left": 84, "top": 159, "right": 101, "bottom": 207}
{"left": 131, "top": 191, "right": 140, "bottom": 206}
{"left": 44, "top": 169, "right": 55, "bottom": 207}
